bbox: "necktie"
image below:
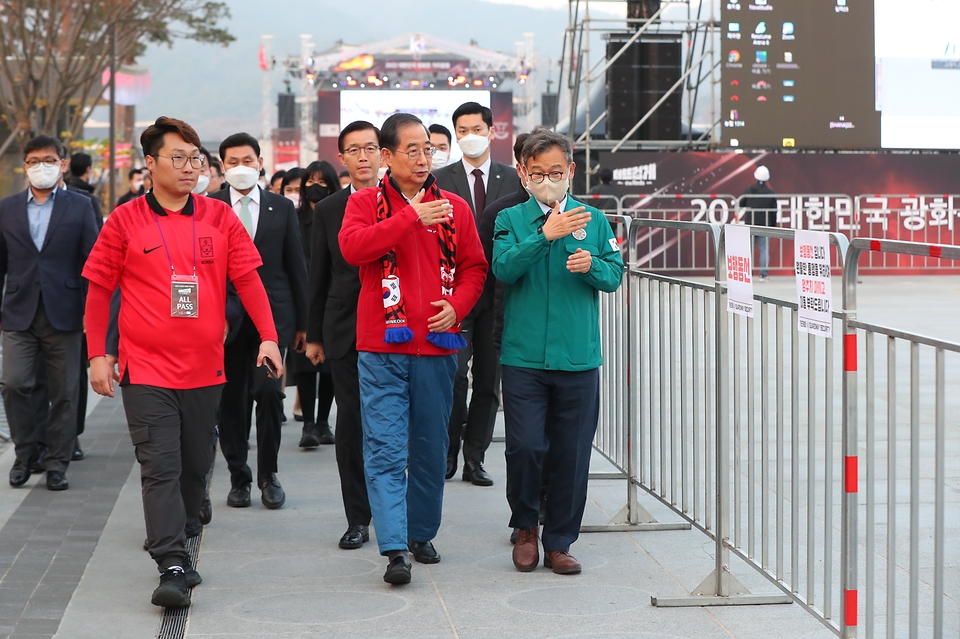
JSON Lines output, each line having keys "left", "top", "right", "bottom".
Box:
{"left": 471, "top": 168, "right": 486, "bottom": 219}
{"left": 238, "top": 196, "right": 254, "bottom": 238}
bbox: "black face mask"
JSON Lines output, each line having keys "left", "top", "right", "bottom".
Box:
{"left": 304, "top": 183, "right": 329, "bottom": 204}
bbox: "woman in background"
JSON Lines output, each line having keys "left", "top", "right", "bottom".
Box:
{"left": 288, "top": 162, "right": 340, "bottom": 448}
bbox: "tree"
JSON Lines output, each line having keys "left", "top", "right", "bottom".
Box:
{"left": 0, "top": 1, "right": 234, "bottom": 152}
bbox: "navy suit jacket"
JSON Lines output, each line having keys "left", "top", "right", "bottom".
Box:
{"left": 0, "top": 187, "right": 99, "bottom": 332}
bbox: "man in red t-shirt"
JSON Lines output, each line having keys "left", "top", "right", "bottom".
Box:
{"left": 82, "top": 117, "right": 282, "bottom": 609}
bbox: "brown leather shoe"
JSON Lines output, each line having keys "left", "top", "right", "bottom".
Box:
{"left": 512, "top": 526, "right": 539, "bottom": 572}
{"left": 544, "top": 550, "right": 582, "bottom": 575}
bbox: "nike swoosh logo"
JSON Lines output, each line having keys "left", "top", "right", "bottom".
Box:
{"left": 143, "top": 246, "right": 162, "bottom": 254}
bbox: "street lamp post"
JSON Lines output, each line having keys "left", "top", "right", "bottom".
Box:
{"left": 108, "top": 21, "right": 117, "bottom": 210}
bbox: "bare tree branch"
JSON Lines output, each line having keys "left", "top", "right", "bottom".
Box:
{"left": 0, "top": 0, "right": 233, "bottom": 150}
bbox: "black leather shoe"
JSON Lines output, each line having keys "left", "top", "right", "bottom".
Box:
{"left": 408, "top": 540, "right": 441, "bottom": 564}
{"left": 445, "top": 456, "right": 457, "bottom": 480}
{"left": 259, "top": 474, "right": 285, "bottom": 509}
{"left": 9, "top": 461, "right": 30, "bottom": 487}
{"left": 198, "top": 497, "right": 212, "bottom": 525}
{"left": 462, "top": 460, "right": 494, "bottom": 486}
{"left": 383, "top": 554, "right": 412, "bottom": 584}
{"left": 72, "top": 442, "right": 84, "bottom": 461}
{"left": 227, "top": 483, "right": 251, "bottom": 508}
{"left": 46, "top": 470, "right": 68, "bottom": 491}
{"left": 298, "top": 424, "right": 321, "bottom": 448}
{"left": 510, "top": 528, "right": 519, "bottom": 544}
{"left": 339, "top": 524, "right": 370, "bottom": 549}
{"left": 316, "top": 422, "right": 335, "bottom": 445}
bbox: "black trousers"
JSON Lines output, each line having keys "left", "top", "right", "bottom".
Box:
{"left": 329, "top": 352, "right": 371, "bottom": 527}
{"left": 219, "top": 320, "right": 287, "bottom": 488}
{"left": 0, "top": 303, "right": 81, "bottom": 473}
{"left": 502, "top": 365, "right": 599, "bottom": 553}
{"left": 447, "top": 303, "right": 500, "bottom": 465}
{"left": 121, "top": 383, "right": 222, "bottom": 571}
{"left": 296, "top": 369, "right": 334, "bottom": 426}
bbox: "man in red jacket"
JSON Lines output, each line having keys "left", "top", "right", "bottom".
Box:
{"left": 339, "top": 113, "right": 486, "bottom": 585}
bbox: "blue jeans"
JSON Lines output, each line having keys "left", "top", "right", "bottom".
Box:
{"left": 753, "top": 235, "right": 770, "bottom": 278}
{"left": 357, "top": 351, "right": 458, "bottom": 555}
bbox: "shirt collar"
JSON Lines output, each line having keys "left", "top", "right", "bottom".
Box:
{"left": 146, "top": 191, "right": 195, "bottom": 216}
{"left": 229, "top": 185, "right": 261, "bottom": 206}
{"left": 26, "top": 186, "right": 58, "bottom": 204}
{"left": 461, "top": 155, "right": 492, "bottom": 177}
{"left": 535, "top": 194, "right": 567, "bottom": 218}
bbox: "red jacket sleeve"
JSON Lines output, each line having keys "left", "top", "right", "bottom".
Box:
{"left": 85, "top": 282, "right": 112, "bottom": 359}
{"left": 233, "top": 269, "right": 279, "bottom": 343}
{"left": 338, "top": 190, "right": 422, "bottom": 266}
{"left": 445, "top": 195, "right": 488, "bottom": 323}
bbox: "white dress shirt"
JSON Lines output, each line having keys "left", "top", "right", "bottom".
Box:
{"left": 229, "top": 185, "right": 261, "bottom": 238}
{"left": 462, "top": 156, "right": 491, "bottom": 210}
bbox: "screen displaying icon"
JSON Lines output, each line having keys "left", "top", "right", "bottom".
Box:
{"left": 782, "top": 22, "right": 795, "bottom": 35}
{"left": 757, "top": 96, "right": 768, "bottom": 101}
{"left": 755, "top": 80, "right": 769, "bottom": 89}
{"left": 731, "top": 95, "right": 740, "bottom": 101}
{"left": 730, "top": 139, "right": 740, "bottom": 147}
{"left": 729, "top": 22, "right": 741, "bottom": 32}
{"left": 756, "top": 50, "right": 768, "bottom": 63}
{"left": 783, "top": 95, "right": 795, "bottom": 102}
{"left": 731, "top": 79, "right": 740, "bottom": 86}
{"left": 782, "top": 137, "right": 796, "bottom": 147}
{"left": 783, "top": 79, "right": 795, "bottom": 87}
{"left": 729, "top": 50, "right": 741, "bottom": 62}
{"left": 784, "top": 51, "right": 794, "bottom": 63}
{"left": 837, "top": 0, "right": 846, "bottom": 5}
{"left": 731, "top": 109, "right": 740, "bottom": 120}
{"left": 756, "top": 0, "right": 768, "bottom": 5}
{"left": 755, "top": 21, "right": 767, "bottom": 34}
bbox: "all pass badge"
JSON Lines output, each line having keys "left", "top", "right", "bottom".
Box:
{"left": 572, "top": 228, "right": 587, "bottom": 241}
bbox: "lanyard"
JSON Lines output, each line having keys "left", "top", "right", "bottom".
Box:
{"left": 152, "top": 213, "right": 197, "bottom": 277}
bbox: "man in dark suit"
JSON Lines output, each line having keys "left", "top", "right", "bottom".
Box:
{"left": 433, "top": 101, "right": 520, "bottom": 486}
{"left": 0, "top": 135, "right": 99, "bottom": 490}
{"left": 305, "top": 120, "right": 378, "bottom": 549}
{"left": 209, "top": 132, "right": 308, "bottom": 510}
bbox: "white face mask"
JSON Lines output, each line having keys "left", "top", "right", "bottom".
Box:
{"left": 192, "top": 174, "right": 210, "bottom": 194}
{"left": 431, "top": 150, "right": 450, "bottom": 169}
{"left": 224, "top": 165, "right": 260, "bottom": 191}
{"left": 457, "top": 134, "right": 490, "bottom": 159}
{"left": 377, "top": 166, "right": 388, "bottom": 181}
{"left": 285, "top": 193, "right": 301, "bottom": 208}
{"left": 526, "top": 169, "right": 570, "bottom": 207}
{"left": 26, "top": 163, "right": 62, "bottom": 190}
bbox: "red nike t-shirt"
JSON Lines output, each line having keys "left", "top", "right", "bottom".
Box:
{"left": 82, "top": 193, "right": 263, "bottom": 389}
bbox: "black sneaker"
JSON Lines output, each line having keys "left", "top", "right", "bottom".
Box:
{"left": 182, "top": 558, "right": 202, "bottom": 588}
{"left": 383, "top": 554, "right": 412, "bottom": 585}
{"left": 151, "top": 567, "right": 191, "bottom": 607}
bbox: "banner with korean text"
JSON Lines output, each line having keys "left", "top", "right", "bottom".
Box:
{"left": 725, "top": 224, "right": 754, "bottom": 318}
{"left": 794, "top": 230, "right": 833, "bottom": 338}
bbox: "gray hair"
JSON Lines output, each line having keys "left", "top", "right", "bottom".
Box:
{"left": 521, "top": 129, "right": 574, "bottom": 165}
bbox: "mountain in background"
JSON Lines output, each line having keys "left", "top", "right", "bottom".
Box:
{"left": 88, "top": 0, "right": 577, "bottom": 143}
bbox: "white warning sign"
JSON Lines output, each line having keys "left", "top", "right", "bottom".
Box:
{"left": 794, "top": 230, "right": 833, "bottom": 338}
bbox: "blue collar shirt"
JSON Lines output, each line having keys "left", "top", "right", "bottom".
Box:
{"left": 26, "top": 186, "right": 58, "bottom": 250}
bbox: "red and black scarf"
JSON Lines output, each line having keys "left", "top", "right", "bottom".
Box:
{"left": 376, "top": 172, "right": 467, "bottom": 350}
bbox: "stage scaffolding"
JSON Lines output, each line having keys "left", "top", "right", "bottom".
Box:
{"left": 559, "top": 0, "right": 721, "bottom": 188}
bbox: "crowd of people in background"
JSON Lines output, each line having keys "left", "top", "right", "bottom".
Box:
{"left": 0, "top": 101, "right": 625, "bottom": 607}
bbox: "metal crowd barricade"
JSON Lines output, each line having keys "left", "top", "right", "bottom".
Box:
{"left": 842, "top": 238, "right": 960, "bottom": 639}
{"left": 653, "top": 225, "right": 854, "bottom": 631}
{"left": 622, "top": 194, "right": 738, "bottom": 275}
{"left": 734, "top": 193, "right": 855, "bottom": 276}
{"left": 852, "top": 195, "right": 960, "bottom": 273}
{"left": 585, "top": 214, "right": 690, "bottom": 533}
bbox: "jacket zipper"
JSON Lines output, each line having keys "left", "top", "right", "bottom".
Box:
{"left": 414, "top": 227, "right": 422, "bottom": 357}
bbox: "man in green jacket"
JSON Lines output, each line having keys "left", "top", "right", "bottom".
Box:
{"left": 492, "top": 129, "right": 623, "bottom": 575}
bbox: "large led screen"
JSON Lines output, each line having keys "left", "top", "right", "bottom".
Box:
{"left": 339, "top": 90, "right": 491, "bottom": 163}
{"left": 720, "top": 0, "right": 960, "bottom": 150}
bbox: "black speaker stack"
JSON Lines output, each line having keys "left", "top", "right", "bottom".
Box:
{"left": 605, "top": 32, "right": 682, "bottom": 141}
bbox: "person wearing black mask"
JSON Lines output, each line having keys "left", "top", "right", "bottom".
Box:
{"left": 293, "top": 161, "right": 340, "bottom": 448}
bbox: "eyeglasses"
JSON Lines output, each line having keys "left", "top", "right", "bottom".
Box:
{"left": 24, "top": 158, "right": 61, "bottom": 168}
{"left": 395, "top": 147, "right": 437, "bottom": 161}
{"left": 342, "top": 145, "right": 381, "bottom": 157}
{"left": 155, "top": 155, "right": 206, "bottom": 169}
{"left": 527, "top": 171, "right": 567, "bottom": 184}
